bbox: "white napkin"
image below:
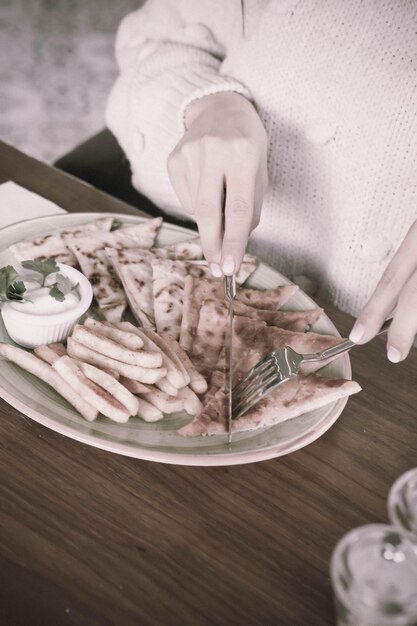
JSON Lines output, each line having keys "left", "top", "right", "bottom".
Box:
{"left": 0, "top": 181, "right": 66, "bottom": 229}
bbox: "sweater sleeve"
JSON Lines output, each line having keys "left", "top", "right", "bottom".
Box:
{"left": 105, "top": 0, "right": 251, "bottom": 217}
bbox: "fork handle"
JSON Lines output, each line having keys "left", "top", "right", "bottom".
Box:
{"left": 303, "top": 318, "right": 392, "bottom": 362}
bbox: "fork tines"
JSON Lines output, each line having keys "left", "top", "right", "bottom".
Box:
{"left": 232, "top": 353, "right": 283, "bottom": 419}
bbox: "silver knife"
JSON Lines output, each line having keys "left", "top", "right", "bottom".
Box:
{"left": 224, "top": 274, "right": 236, "bottom": 445}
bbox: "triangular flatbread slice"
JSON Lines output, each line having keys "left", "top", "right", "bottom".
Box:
{"left": 185, "top": 254, "right": 257, "bottom": 284}
{"left": 178, "top": 373, "right": 361, "bottom": 436}
{"left": 233, "top": 301, "right": 323, "bottom": 331}
{"left": 190, "top": 304, "right": 338, "bottom": 377}
{"left": 150, "top": 259, "right": 214, "bottom": 338}
{"left": 105, "top": 239, "right": 205, "bottom": 329}
{"left": 179, "top": 276, "right": 223, "bottom": 353}
{"left": 69, "top": 218, "right": 162, "bottom": 322}
{"left": 152, "top": 255, "right": 258, "bottom": 341}
{"left": 67, "top": 218, "right": 162, "bottom": 253}
{"left": 106, "top": 247, "right": 155, "bottom": 327}
{"left": 232, "top": 316, "right": 347, "bottom": 379}
{"left": 159, "top": 237, "right": 203, "bottom": 260}
{"left": 235, "top": 284, "right": 299, "bottom": 309}
{"left": 190, "top": 299, "right": 229, "bottom": 375}
{"left": 9, "top": 216, "right": 113, "bottom": 267}
{"left": 179, "top": 277, "right": 300, "bottom": 354}
{"left": 152, "top": 258, "right": 188, "bottom": 337}
{"left": 70, "top": 243, "right": 126, "bottom": 322}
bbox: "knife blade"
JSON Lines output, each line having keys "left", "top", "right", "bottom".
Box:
{"left": 224, "top": 274, "right": 236, "bottom": 445}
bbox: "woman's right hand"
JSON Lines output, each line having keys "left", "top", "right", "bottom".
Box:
{"left": 167, "top": 91, "right": 268, "bottom": 277}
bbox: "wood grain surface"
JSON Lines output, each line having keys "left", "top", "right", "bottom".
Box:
{"left": 0, "top": 140, "right": 416, "bottom": 626}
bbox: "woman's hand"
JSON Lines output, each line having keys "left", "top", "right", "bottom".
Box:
{"left": 350, "top": 219, "right": 417, "bottom": 362}
{"left": 167, "top": 92, "right": 268, "bottom": 276}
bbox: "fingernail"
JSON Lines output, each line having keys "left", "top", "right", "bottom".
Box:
{"left": 388, "top": 346, "right": 402, "bottom": 363}
{"left": 210, "top": 263, "right": 222, "bottom": 278}
{"left": 349, "top": 324, "right": 364, "bottom": 343}
{"left": 222, "top": 256, "right": 235, "bottom": 275}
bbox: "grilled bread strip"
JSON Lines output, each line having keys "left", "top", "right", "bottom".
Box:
{"left": 53, "top": 356, "right": 131, "bottom": 423}
{"left": 0, "top": 343, "right": 97, "bottom": 422}
{"left": 78, "top": 361, "right": 138, "bottom": 417}
{"left": 116, "top": 322, "right": 185, "bottom": 389}
{"left": 160, "top": 332, "right": 207, "bottom": 394}
{"left": 72, "top": 325, "right": 162, "bottom": 368}
{"left": 136, "top": 397, "right": 164, "bottom": 422}
{"left": 67, "top": 338, "right": 166, "bottom": 384}
{"left": 83, "top": 317, "right": 144, "bottom": 350}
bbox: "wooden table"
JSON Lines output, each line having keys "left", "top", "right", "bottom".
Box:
{"left": 0, "top": 140, "right": 416, "bottom": 626}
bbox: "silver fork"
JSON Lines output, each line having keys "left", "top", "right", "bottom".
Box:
{"left": 232, "top": 318, "right": 392, "bottom": 419}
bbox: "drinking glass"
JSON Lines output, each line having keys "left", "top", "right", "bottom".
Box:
{"left": 330, "top": 524, "right": 417, "bottom": 626}
{"left": 388, "top": 468, "right": 417, "bottom": 536}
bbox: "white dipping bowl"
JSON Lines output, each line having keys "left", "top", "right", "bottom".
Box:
{"left": 1, "top": 264, "right": 93, "bottom": 348}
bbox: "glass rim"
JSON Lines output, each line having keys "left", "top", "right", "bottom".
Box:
{"left": 330, "top": 523, "right": 417, "bottom": 625}
{"left": 388, "top": 467, "right": 417, "bottom": 531}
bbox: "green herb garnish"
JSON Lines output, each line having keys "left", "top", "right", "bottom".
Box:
{"left": 0, "top": 258, "right": 77, "bottom": 306}
{"left": 110, "top": 219, "right": 123, "bottom": 231}
{"left": 0, "top": 265, "right": 26, "bottom": 304}
{"left": 48, "top": 273, "right": 77, "bottom": 302}
{"left": 21, "top": 258, "right": 60, "bottom": 287}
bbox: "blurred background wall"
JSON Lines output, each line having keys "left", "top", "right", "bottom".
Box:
{"left": 0, "top": 0, "right": 141, "bottom": 163}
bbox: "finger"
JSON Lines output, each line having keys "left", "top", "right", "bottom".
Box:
{"left": 221, "top": 172, "right": 256, "bottom": 275}
{"left": 194, "top": 167, "right": 225, "bottom": 273}
{"left": 350, "top": 221, "right": 417, "bottom": 344}
{"left": 251, "top": 166, "right": 268, "bottom": 230}
{"left": 386, "top": 268, "right": 417, "bottom": 362}
{"left": 167, "top": 153, "right": 194, "bottom": 215}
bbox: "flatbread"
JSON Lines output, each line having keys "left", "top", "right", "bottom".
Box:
{"left": 184, "top": 253, "right": 257, "bottom": 284}
{"left": 179, "top": 276, "right": 221, "bottom": 353}
{"left": 105, "top": 239, "right": 205, "bottom": 329}
{"left": 150, "top": 253, "right": 258, "bottom": 340}
{"left": 8, "top": 216, "right": 113, "bottom": 267}
{"left": 235, "top": 284, "right": 299, "bottom": 309}
{"left": 179, "top": 277, "right": 300, "bottom": 354}
{"left": 68, "top": 218, "right": 162, "bottom": 322}
{"left": 151, "top": 258, "right": 188, "bottom": 337}
{"left": 67, "top": 218, "right": 162, "bottom": 252}
{"left": 232, "top": 316, "right": 348, "bottom": 379}
{"left": 190, "top": 299, "right": 229, "bottom": 375}
{"left": 158, "top": 237, "right": 203, "bottom": 260}
{"left": 233, "top": 301, "right": 323, "bottom": 331}
{"left": 180, "top": 310, "right": 361, "bottom": 436}
{"left": 190, "top": 302, "right": 334, "bottom": 377}
{"left": 179, "top": 374, "right": 361, "bottom": 436}
{"left": 105, "top": 247, "right": 155, "bottom": 327}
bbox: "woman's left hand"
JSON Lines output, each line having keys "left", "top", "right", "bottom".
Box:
{"left": 350, "top": 219, "right": 417, "bottom": 362}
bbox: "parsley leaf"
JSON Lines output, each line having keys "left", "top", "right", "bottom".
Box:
{"left": 55, "top": 273, "right": 73, "bottom": 294}
{"left": 0, "top": 265, "right": 26, "bottom": 304}
{"left": 21, "top": 258, "right": 60, "bottom": 286}
{"left": 49, "top": 283, "right": 65, "bottom": 302}
{"left": 48, "top": 273, "right": 74, "bottom": 302}
{"left": 0, "top": 259, "right": 76, "bottom": 306}
{"left": 7, "top": 280, "right": 26, "bottom": 301}
{"left": 110, "top": 219, "right": 123, "bottom": 231}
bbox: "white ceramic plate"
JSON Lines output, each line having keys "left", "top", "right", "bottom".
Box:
{"left": 0, "top": 212, "right": 352, "bottom": 466}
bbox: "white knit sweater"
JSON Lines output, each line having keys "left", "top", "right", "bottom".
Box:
{"left": 106, "top": 0, "right": 417, "bottom": 315}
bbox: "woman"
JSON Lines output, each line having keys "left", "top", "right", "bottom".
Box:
{"left": 106, "top": 0, "right": 417, "bottom": 361}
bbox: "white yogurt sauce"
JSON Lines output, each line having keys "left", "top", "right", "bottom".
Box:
{"left": 4, "top": 274, "right": 79, "bottom": 316}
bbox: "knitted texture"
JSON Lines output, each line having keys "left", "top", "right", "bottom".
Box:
{"left": 106, "top": 0, "right": 417, "bottom": 315}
